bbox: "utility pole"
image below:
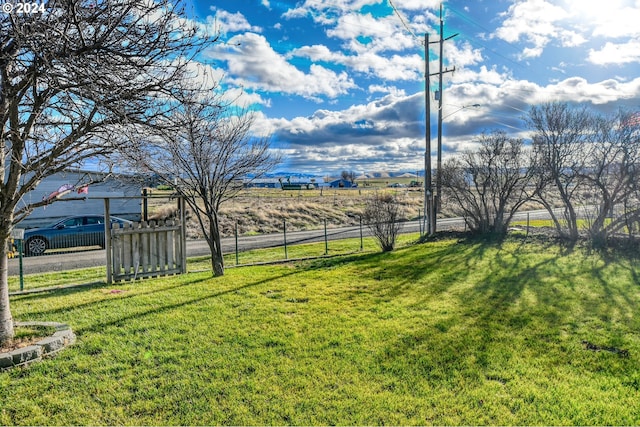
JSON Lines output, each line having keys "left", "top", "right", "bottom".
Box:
{"left": 423, "top": 33, "right": 432, "bottom": 236}
{"left": 424, "top": 4, "right": 457, "bottom": 235}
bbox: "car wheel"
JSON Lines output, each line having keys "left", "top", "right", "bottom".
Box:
{"left": 25, "top": 237, "right": 48, "bottom": 256}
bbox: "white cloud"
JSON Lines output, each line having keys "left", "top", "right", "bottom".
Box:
{"left": 588, "top": 40, "right": 640, "bottom": 65}
{"left": 260, "top": 92, "right": 433, "bottom": 172}
{"left": 392, "top": 0, "right": 442, "bottom": 11}
{"left": 446, "top": 75, "right": 640, "bottom": 118}
{"left": 292, "top": 45, "right": 423, "bottom": 81}
{"left": 327, "top": 13, "right": 418, "bottom": 52}
{"left": 496, "top": 0, "right": 568, "bottom": 41}
{"left": 446, "top": 41, "right": 483, "bottom": 68}
{"left": 562, "top": 0, "right": 640, "bottom": 38}
{"left": 212, "top": 8, "right": 262, "bottom": 34}
{"left": 282, "top": 6, "right": 308, "bottom": 20}
{"left": 206, "top": 33, "right": 356, "bottom": 99}
{"left": 260, "top": 73, "right": 640, "bottom": 172}
{"left": 495, "top": 0, "right": 640, "bottom": 61}
{"left": 495, "top": 0, "right": 570, "bottom": 57}
{"left": 368, "top": 85, "right": 406, "bottom": 97}
{"left": 542, "top": 77, "right": 640, "bottom": 105}
{"left": 451, "top": 65, "right": 508, "bottom": 85}
{"left": 230, "top": 88, "right": 271, "bottom": 109}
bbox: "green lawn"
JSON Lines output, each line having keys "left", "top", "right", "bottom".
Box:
{"left": 2, "top": 236, "right": 639, "bottom": 425}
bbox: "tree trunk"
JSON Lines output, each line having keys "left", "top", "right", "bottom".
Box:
{"left": 566, "top": 204, "right": 579, "bottom": 241}
{"left": 208, "top": 215, "right": 224, "bottom": 277}
{"left": 210, "top": 246, "right": 224, "bottom": 277}
{"left": 0, "top": 239, "right": 15, "bottom": 345}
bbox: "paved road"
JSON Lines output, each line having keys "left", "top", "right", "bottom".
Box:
{"left": 7, "top": 209, "right": 553, "bottom": 275}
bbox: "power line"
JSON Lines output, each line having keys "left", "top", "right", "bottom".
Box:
{"left": 388, "top": 0, "right": 422, "bottom": 43}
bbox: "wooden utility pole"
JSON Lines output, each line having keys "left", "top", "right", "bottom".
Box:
{"left": 424, "top": 33, "right": 433, "bottom": 236}
{"left": 425, "top": 4, "right": 457, "bottom": 235}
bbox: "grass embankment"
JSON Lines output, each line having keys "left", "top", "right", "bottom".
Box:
{"left": 2, "top": 237, "right": 640, "bottom": 425}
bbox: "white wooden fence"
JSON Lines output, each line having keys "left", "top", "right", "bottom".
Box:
{"left": 104, "top": 198, "right": 187, "bottom": 283}
{"left": 109, "top": 220, "right": 186, "bottom": 282}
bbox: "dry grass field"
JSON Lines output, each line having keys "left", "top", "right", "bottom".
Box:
{"left": 148, "top": 184, "right": 428, "bottom": 239}
{"left": 148, "top": 181, "right": 554, "bottom": 239}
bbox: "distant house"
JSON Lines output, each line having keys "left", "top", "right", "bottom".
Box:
{"left": 17, "top": 169, "right": 143, "bottom": 228}
{"left": 244, "top": 179, "right": 281, "bottom": 189}
{"left": 329, "top": 179, "right": 357, "bottom": 188}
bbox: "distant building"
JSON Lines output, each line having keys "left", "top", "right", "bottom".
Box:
{"left": 17, "top": 169, "right": 143, "bottom": 228}
{"left": 244, "top": 178, "right": 281, "bottom": 189}
{"left": 329, "top": 179, "right": 357, "bottom": 188}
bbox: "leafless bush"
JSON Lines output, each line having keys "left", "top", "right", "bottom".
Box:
{"left": 441, "top": 130, "right": 534, "bottom": 235}
{"left": 363, "top": 193, "right": 404, "bottom": 252}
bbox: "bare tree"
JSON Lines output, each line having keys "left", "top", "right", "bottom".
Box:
{"left": 0, "top": 0, "right": 214, "bottom": 344}
{"left": 528, "top": 103, "right": 640, "bottom": 245}
{"left": 526, "top": 102, "right": 592, "bottom": 241}
{"left": 440, "top": 130, "right": 534, "bottom": 235}
{"left": 341, "top": 170, "right": 357, "bottom": 184}
{"left": 575, "top": 110, "right": 640, "bottom": 246}
{"left": 363, "top": 193, "right": 404, "bottom": 252}
{"left": 124, "top": 90, "right": 279, "bottom": 277}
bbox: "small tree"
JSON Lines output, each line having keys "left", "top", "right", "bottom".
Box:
{"left": 124, "top": 90, "right": 278, "bottom": 276}
{"left": 441, "top": 130, "right": 534, "bottom": 235}
{"left": 363, "top": 193, "right": 404, "bottom": 252}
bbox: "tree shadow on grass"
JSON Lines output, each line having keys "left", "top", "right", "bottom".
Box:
{"left": 12, "top": 274, "right": 215, "bottom": 319}
{"left": 364, "top": 236, "right": 495, "bottom": 300}
{"left": 371, "top": 246, "right": 572, "bottom": 390}
{"left": 372, "top": 234, "right": 640, "bottom": 396}
{"left": 74, "top": 268, "right": 303, "bottom": 336}
{"left": 11, "top": 281, "right": 111, "bottom": 301}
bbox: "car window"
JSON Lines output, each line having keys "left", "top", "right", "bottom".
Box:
{"left": 85, "top": 217, "right": 103, "bottom": 225}
{"left": 61, "top": 218, "right": 82, "bottom": 227}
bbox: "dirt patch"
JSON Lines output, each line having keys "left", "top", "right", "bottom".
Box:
{"left": 1, "top": 324, "right": 57, "bottom": 353}
{"left": 0, "top": 335, "right": 45, "bottom": 353}
{"left": 582, "top": 340, "right": 630, "bottom": 357}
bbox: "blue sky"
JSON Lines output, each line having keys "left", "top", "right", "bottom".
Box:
{"left": 184, "top": 0, "right": 640, "bottom": 176}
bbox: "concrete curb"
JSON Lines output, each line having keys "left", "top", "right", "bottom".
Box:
{"left": 0, "top": 321, "right": 76, "bottom": 371}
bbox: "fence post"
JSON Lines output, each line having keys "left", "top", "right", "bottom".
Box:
{"left": 142, "top": 188, "right": 148, "bottom": 222}
{"left": 179, "top": 197, "right": 187, "bottom": 273}
{"left": 418, "top": 208, "right": 422, "bottom": 235}
{"left": 105, "top": 198, "right": 112, "bottom": 284}
{"left": 526, "top": 212, "right": 530, "bottom": 238}
{"left": 324, "top": 219, "right": 328, "bottom": 255}
{"left": 18, "top": 239, "right": 24, "bottom": 292}
{"left": 283, "top": 219, "right": 288, "bottom": 259}
{"left": 359, "top": 216, "right": 364, "bottom": 251}
{"left": 235, "top": 221, "right": 239, "bottom": 265}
